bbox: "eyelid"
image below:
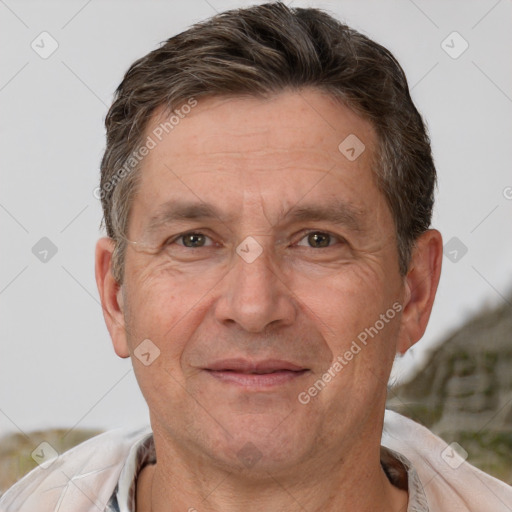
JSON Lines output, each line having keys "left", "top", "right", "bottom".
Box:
{"left": 294, "top": 229, "right": 347, "bottom": 247}
{"left": 163, "top": 229, "right": 347, "bottom": 248}
{"left": 166, "top": 230, "right": 217, "bottom": 247}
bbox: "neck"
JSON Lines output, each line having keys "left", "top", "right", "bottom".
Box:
{"left": 136, "top": 431, "right": 408, "bottom": 512}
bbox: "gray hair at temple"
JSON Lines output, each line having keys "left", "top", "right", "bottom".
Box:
{"left": 99, "top": 1, "right": 436, "bottom": 283}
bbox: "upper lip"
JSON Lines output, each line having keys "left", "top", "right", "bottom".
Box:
{"left": 204, "top": 358, "right": 307, "bottom": 373}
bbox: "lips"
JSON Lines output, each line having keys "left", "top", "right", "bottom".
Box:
{"left": 203, "top": 359, "right": 309, "bottom": 388}
{"left": 205, "top": 358, "right": 307, "bottom": 373}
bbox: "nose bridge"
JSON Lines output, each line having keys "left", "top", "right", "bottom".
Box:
{"left": 214, "top": 237, "right": 295, "bottom": 332}
{"left": 235, "top": 241, "right": 275, "bottom": 297}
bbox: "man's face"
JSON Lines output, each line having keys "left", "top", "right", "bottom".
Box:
{"left": 115, "top": 90, "right": 408, "bottom": 473}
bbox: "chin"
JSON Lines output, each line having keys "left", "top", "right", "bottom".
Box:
{"left": 204, "top": 413, "right": 309, "bottom": 475}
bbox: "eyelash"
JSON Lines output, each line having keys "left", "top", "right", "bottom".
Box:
{"left": 166, "top": 230, "right": 346, "bottom": 249}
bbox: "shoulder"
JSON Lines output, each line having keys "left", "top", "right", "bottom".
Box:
{"left": 0, "top": 426, "right": 151, "bottom": 512}
{"left": 383, "top": 410, "right": 512, "bottom": 511}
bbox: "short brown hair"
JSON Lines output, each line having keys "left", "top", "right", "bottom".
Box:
{"left": 100, "top": 1, "right": 436, "bottom": 283}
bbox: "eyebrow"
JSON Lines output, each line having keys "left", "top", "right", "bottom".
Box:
{"left": 145, "top": 199, "right": 366, "bottom": 234}
{"left": 145, "top": 200, "right": 227, "bottom": 234}
{"left": 281, "top": 203, "right": 366, "bottom": 233}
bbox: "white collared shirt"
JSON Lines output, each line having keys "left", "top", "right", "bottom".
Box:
{"left": 105, "top": 433, "right": 429, "bottom": 511}
{"left": 1, "top": 411, "right": 511, "bottom": 511}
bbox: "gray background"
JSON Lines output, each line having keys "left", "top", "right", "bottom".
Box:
{"left": 1, "top": 0, "right": 511, "bottom": 436}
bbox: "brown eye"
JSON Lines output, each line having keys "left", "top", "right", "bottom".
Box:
{"left": 179, "top": 233, "right": 209, "bottom": 247}
{"left": 308, "top": 232, "right": 331, "bottom": 248}
{"left": 297, "top": 231, "right": 335, "bottom": 248}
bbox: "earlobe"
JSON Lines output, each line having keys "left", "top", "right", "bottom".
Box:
{"left": 396, "top": 229, "right": 443, "bottom": 354}
{"left": 95, "top": 237, "right": 130, "bottom": 358}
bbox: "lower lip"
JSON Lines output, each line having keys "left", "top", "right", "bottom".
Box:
{"left": 205, "top": 369, "right": 309, "bottom": 388}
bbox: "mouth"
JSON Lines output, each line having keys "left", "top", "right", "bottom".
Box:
{"left": 203, "top": 359, "right": 309, "bottom": 388}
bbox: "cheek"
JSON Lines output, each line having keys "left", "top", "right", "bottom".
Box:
{"left": 294, "top": 263, "right": 386, "bottom": 331}
{"left": 294, "top": 263, "right": 401, "bottom": 377}
{"left": 121, "top": 271, "right": 185, "bottom": 366}
{"left": 122, "top": 259, "right": 231, "bottom": 382}
{"left": 125, "top": 257, "right": 215, "bottom": 327}
{"left": 122, "top": 275, "right": 199, "bottom": 416}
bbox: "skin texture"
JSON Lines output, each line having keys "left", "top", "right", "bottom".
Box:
{"left": 95, "top": 89, "right": 443, "bottom": 512}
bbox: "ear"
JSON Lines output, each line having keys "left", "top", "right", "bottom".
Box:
{"left": 95, "top": 237, "right": 130, "bottom": 358}
{"left": 396, "top": 229, "right": 443, "bottom": 354}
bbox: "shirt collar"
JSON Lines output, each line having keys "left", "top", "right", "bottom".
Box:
{"left": 109, "top": 434, "right": 429, "bottom": 512}
{"left": 109, "top": 432, "right": 155, "bottom": 512}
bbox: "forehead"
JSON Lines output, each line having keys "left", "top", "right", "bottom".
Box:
{"left": 146, "top": 90, "right": 377, "bottom": 169}
{"left": 131, "top": 89, "right": 387, "bottom": 232}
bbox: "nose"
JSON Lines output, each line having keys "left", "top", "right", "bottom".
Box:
{"left": 213, "top": 241, "right": 296, "bottom": 333}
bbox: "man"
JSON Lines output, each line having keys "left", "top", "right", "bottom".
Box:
{"left": 2, "top": 2, "right": 511, "bottom": 511}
